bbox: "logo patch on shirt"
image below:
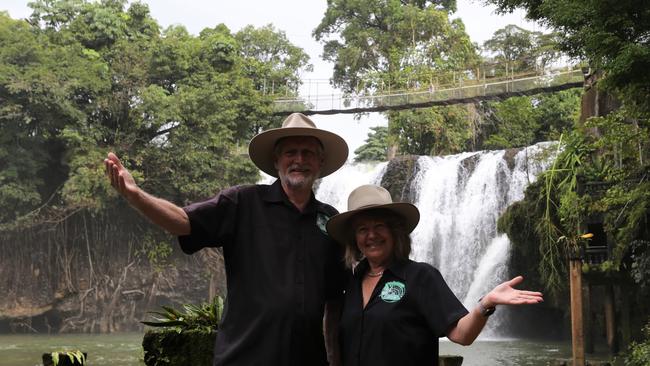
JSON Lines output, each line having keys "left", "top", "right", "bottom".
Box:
{"left": 316, "top": 212, "right": 330, "bottom": 235}
{"left": 380, "top": 281, "right": 406, "bottom": 303}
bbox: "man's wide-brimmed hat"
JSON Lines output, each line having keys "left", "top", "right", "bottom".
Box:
{"left": 248, "top": 113, "right": 348, "bottom": 178}
{"left": 326, "top": 184, "right": 420, "bottom": 246}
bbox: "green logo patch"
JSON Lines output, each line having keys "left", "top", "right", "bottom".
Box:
{"left": 316, "top": 212, "right": 330, "bottom": 235}
{"left": 380, "top": 281, "right": 406, "bottom": 303}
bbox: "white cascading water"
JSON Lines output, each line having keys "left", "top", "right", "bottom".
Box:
{"left": 314, "top": 142, "right": 556, "bottom": 338}
{"left": 315, "top": 162, "right": 388, "bottom": 211}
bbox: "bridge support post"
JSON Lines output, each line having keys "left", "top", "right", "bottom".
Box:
{"left": 604, "top": 284, "right": 618, "bottom": 354}
{"left": 570, "top": 258, "right": 585, "bottom": 366}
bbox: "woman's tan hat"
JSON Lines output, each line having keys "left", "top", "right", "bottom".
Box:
{"left": 248, "top": 113, "right": 349, "bottom": 178}
{"left": 326, "top": 184, "right": 420, "bottom": 245}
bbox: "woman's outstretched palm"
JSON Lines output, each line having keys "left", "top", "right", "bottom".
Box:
{"left": 488, "top": 276, "right": 543, "bottom": 306}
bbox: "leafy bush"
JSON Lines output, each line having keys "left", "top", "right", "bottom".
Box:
{"left": 142, "top": 296, "right": 224, "bottom": 333}
{"left": 624, "top": 322, "right": 650, "bottom": 366}
{"left": 43, "top": 350, "right": 86, "bottom": 366}
{"left": 142, "top": 328, "right": 217, "bottom": 366}
{"left": 141, "top": 296, "right": 223, "bottom": 366}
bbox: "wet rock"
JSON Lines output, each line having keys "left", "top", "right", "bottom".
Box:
{"left": 380, "top": 155, "right": 419, "bottom": 203}
{"left": 439, "top": 355, "right": 463, "bottom": 366}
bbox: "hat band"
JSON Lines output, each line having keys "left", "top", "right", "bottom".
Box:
{"left": 351, "top": 203, "right": 392, "bottom": 211}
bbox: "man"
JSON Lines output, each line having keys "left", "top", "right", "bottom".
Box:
{"left": 104, "top": 113, "right": 349, "bottom": 365}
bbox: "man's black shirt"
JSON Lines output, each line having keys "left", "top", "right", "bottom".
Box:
{"left": 340, "top": 258, "right": 468, "bottom": 366}
{"left": 179, "top": 180, "right": 345, "bottom": 366}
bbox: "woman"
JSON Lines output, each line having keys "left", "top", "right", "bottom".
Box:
{"left": 326, "top": 184, "right": 543, "bottom": 366}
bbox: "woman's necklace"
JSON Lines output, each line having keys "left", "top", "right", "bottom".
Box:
{"left": 366, "top": 270, "right": 384, "bottom": 277}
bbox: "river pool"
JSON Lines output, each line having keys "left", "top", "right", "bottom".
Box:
{"left": 0, "top": 333, "right": 617, "bottom": 366}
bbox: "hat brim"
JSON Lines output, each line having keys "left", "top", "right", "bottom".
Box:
{"left": 326, "top": 202, "right": 420, "bottom": 247}
{"left": 248, "top": 127, "right": 348, "bottom": 178}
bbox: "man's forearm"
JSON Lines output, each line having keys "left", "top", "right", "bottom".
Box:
{"left": 128, "top": 189, "right": 191, "bottom": 236}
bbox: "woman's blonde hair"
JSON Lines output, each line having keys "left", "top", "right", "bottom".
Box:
{"left": 343, "top": 208, "right": 412, "bottom": 268}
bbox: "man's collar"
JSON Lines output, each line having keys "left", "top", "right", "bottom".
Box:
{"left": 262, "top": 179, "right": 286, "bottom": 203}
{"left": 262, "top": 179, "right": 319, "bottom": 214}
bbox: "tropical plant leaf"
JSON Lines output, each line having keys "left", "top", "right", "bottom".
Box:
{"left": 141, "top": 320, "right": 187, "bottom": 327}
{"left": 142, "top": 295, "right": 224, "bottom": 330}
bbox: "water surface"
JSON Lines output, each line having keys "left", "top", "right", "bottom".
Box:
{"left": 0, "top": 334, "right": 616, "bottom": 366}
{"left": 0, "top": 333, "right": 143, "bottom": 366}
{"left": 440, "top": 338, "right": 614, "bottom": 365}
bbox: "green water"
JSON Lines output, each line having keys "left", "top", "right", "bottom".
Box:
{"left": 0, "top": 333, "right": 144, "bottom": 366}
{"left": 0, "top": 333, "right": 616, "bottom": 366}
{"left": 440, "top": 339, "right": 616, "bottom": 366}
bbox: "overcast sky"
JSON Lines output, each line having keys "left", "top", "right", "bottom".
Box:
{"left": 1, "top": 0, "right": 541, "bottom": 156}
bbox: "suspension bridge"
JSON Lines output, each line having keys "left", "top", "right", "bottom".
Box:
{"left": 270, "top": 64, "right": 586, "bottom": 116}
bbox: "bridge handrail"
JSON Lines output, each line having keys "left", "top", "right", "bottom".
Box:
{"left": 273, "top": 67, "right": 584, "bottom": 105}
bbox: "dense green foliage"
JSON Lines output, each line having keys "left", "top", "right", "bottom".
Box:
{"left": 142, "top": 296, "right": 224, "bottom": 333}
{"left": 142, "top": 328, "right": 216, "bottom": 366}
{"left": 488, "top": 0, "right": 650, "bottom": 113}
{"left": 141, "top": 296, "right": 223, "bottom": 366}
{"left": 314, "top": 0, "right": 489, "bottom": 156}
{"left": 354, "top": 126, "right": 389, "bottom": 162}
{"left": 235, "top": 24, "right": 312, "bottom": 111}
{"left": 500, "top": 116, "right": 649, "bottom": 284}
{"left": 0, "top": 0, "right": 310, "bottom": 333}
{"left": 624, "top": 322, "right": 650, "bottom": 366}
{"left": 329, "top": 1, "right": 580, "bottom": 157}
{"left": 491, "top": 0, "right": 650, "bottom": 281}
{"left": 477, "top": 24, "right": 581, "bottom": 150}
{"left": 0, "top": 0, "right": 314, "bottom": 226}
{"left": 481, "top": 89, "right": 582, "bottom": 149}
{"left": 482, "top": 24, "right": 560, "bottom": 73}
{"left": 491, "top": 0, "right": 650, "bottom": 350}
{"left": 387, "top": 105, "right": 474, "bottom": 155}
{"left": 314, "top": 0, "right": 473, "bottom": 94}
{"left": 0, "top": 0, "right": 312, "bottom": 229}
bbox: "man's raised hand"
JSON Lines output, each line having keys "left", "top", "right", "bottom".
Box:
{"left": 104, "top": 152, "right": 139, "bottom": 201}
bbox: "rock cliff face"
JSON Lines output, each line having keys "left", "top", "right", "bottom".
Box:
{"left": 380, "top": 155, "right": 420, "bottom": 203}
{"left": 0, "top": 207, "right": 225, "bottom": 334}
{"left": 373, "top": 147, "right": 570, "bottom": 339}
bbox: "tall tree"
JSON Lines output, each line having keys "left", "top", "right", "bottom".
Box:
{"left": 387, "top": 105, "right": 474, "bottom": 155}
{"left": 354, "top": 126, "right": 390, "bottom": 162}
{"left": 234, "top": 24, "right": 312, "bottom": 134}
{"left": 479, "top": 89, "right": 581, "bottom": 150}
{"left": 314, "top": 0, "right": 480, "bottom": 156}
{"left": 0, "top": 1, "right": 314, "bottom": 333}
{"left": 235, "top": 24, "right": 312, "bottom": 96}
{"left": 488, "top": 1, "right": 650, "bottom": 341}
{"left": 0, "top": 11, "right": 110, "bottom": 221}
{"left": 487, "top": 0, "right": 650, "bottom": 111}
{"left": 482, "top": 24, "right": 561, "bottom": 74}
{"left": 314, "top": 0, "right": 476, "bottom": 95}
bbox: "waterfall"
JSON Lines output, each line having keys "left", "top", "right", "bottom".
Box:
{"left": 314, "top": 142, "right": 556, "bottom": 338}
{"left": 316, "top": 162, "right": 388, "bottom": 212}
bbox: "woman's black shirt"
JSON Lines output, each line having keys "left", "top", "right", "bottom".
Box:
{"left": 340, "top": 258, "right": 468, "bottom": 366}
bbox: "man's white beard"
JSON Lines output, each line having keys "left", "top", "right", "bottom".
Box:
{"left": 280, "top": 166, "right": 317, "bottom": 190}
